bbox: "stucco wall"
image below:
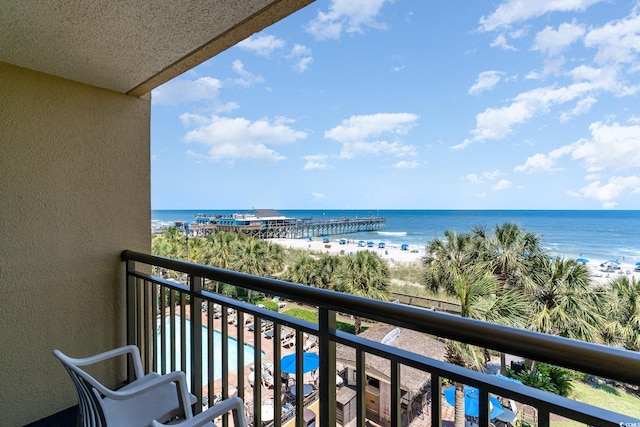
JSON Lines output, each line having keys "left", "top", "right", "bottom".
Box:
{"left": 0, "top": 62, "right": 151, "bottom": 426}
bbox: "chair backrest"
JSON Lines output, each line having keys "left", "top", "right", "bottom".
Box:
{"left": 54, "top": 350, "right": 108, "bottom": 427}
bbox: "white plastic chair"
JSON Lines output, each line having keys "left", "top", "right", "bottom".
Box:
{"left": 151, "top": 397, "right": 246, "bottom": 427}
{"left": 53, "top": 345, "right": 197, "bottom": 427}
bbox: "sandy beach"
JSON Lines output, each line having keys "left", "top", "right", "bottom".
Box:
{"left": 268, "top": 237, "right": 424, "bottom": 266}
{"left": 268, "top": 237, "right": 640, "bottom": 286}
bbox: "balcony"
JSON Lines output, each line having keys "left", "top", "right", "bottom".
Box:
{"left": 122, "top": 250, "right": 640, "bottom": 427}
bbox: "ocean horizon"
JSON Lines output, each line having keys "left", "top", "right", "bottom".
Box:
{"left": 152, "top": 209, "right": 640, "bottom": 263}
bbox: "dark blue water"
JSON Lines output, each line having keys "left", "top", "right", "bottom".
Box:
{"left": 152, "top": 210, "right": 640, "bottom": 262}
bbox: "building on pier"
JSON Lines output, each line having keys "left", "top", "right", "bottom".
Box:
{"left": 185, "top": 209, "right": 386, "bottom": 239}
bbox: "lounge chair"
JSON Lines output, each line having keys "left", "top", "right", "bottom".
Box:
{"left": 262, "top": 372, "right": 275, "bottom": 389}
{"left": 303, "top": 335, "right": 317, "bottom": 351}
{"left": 280, "top": 327, "right": 294, "bottom": 341}
{"left": 282, "top": 335, "right": 295, "bottom": 348}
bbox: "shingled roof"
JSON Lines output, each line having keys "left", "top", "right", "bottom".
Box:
{"left": 254, "top": 209, "right": 285, "bottom": 217}
{"left": 336, "top": 324, "right": 447, "bottom": 393}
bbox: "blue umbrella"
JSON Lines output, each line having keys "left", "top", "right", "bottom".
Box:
{"left": 635, "top": 261, "right": 640, "bottom": 266}
{"left": 281, "top": 352, "right": 319, "bottom": 374}
{"left": 576, "top": 257, "right": 589, "bottom": 264}
{"left": 493, "top": 374, "right": 523, "bottom": 385}
{"left": 608, "top": 259, "right": 621, "bottom": 265}
{"left": 443, "top": 385, "right": 505, "bottom": 419}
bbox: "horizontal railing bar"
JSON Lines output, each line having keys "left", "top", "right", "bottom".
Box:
{"left": 123, "top": 250, "right": 640, "bottom": 386}
{"left": 331, "top": 330, "right": 634, "bottom": 425}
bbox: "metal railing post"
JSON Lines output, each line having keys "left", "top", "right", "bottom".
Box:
{"left": 126, "top": 259, "right": 137, "bottom": 381}
{"left": 318, "top": 308, "right": 336, "bottom": 427}
{"left": 190, "top": 274, "right": 203, "bottom": 414}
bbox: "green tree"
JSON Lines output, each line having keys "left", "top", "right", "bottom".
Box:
{"left": 282, "top": 254, "right": 325, "bottom": 288}
{"left": 423, "top": 230, "right": 528, "bottom": 427}
{"left": 599, "top": 276, "right": 640, "bottom": 351}
{"left": 472, "top": 222, "right": 543, "bottom": 293}
{"left": 333, "top": 251, "right": 390, "bottom": 334}
{"left": 230, "top": 237, "right": 284, "bottom": 303}
{"left": 423, "top": 230, "right": 476, "bottom": 295}
{"left": 528, "top": 257, "right": 602, "bottom": 342}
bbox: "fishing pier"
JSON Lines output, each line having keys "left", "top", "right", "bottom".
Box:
{"left": 183, "top": 210, "right": 386, "bottom": 239}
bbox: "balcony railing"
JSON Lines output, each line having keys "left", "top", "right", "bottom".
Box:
{"left": 122, "top": 250, "right": 640, "bottom": 427}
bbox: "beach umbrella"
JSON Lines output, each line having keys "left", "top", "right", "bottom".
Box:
{"left": 493, "top": 374, "right": 523, "bottom": 385}
{"left": 608, "top": 259, "right": 621, "bottom": 265}
{"left": 635, "top": 261, "right": 640, "bottom": 266}
{"left": 576, "top": 257, "right": 589, "bottom": 264}
{"left": 443, "top": 385, "right": 505, "bottom": 419}
{"left": 281, "top": 352, "right": 319, "bottom": 374}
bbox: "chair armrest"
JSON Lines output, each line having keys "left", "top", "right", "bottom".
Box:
{"left": 54, "top": 345, "right": 144, "bottom": 380}
{"left": 151, "top": 397, "right": 246, "bottom": 427}
{"left": 99, "top": 370, "right": 194, "bottom": 418}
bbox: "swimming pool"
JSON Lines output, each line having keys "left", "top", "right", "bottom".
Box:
{"left": 156, "top": 317, "right": 262, "bottom": 384}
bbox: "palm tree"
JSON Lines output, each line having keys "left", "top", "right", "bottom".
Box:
{"left": 333, "top": 251, "right": 390, "bottom": 334}
{"left": 443, "top": 262, "right": 527, "bottom": 427}
{"left": 424, "top": 231, "right": 528, "bottom": 427}
{"left": 282, "top": 254, "right": 325, "bottom": 288}
{"left": 423, "top": 230, "right": 476, "bottom": 295}
{"left": 470, "top": 223, "right": 544, "bottom": 372}
{"left": 472, "top": 223, "right": 544, "bottom": 293}
{"left": 599, "top": 276, "right": 640, "bottom": 351}
{"left": 317, "top": 253, "right": 341, "bottom": 289}
{"left": 529, "top": 257, "right": 602, "bottom": 342}
{"left": 230, "top": 238, "right": 269, "bottom": 303}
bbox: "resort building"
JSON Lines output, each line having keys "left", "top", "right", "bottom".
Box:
{"left": 2, "top": 2, "right": 638, "bottom": 427}
{"left": 336, "top": 326, "right": 446, "bottom": 426}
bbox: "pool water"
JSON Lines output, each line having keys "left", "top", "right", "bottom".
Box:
{"left": 156, "top": 317, "right": 262, "bottom": 385}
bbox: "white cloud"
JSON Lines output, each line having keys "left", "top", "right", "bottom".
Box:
{"left": 463, "top": 173, "right": 483, "bottom": 184}
{"left": 514, "top": 119, "right": 640, "bottom": 205}
{"left": 532, "top": 22, "right": 585, "bottom": 56}
{"left": 571, "top": 120, "right": 640, "bottom": 171}
{"left": 483, "top": 170, "right": 503, "bottom": 180}
{"left": 231, "top": 60, "right": 265, "bottom": 87}
{"left": 458, "top": 70, "right": 632, "bottom": 148}
{"left": 325, "top": 113, "right": 419, "bottom": 160}
{"left": 492, "top": 179, "right": 513, "bottom": 191}
{"left": 294, "top": 57, "right": 314, "bottom": 73}
{"left": 312, "top": 192, "right": 327, "bottom": 202}
{"left": 568, "top": 176, "right": 640, "bottom": 207}
{"left": 559, "top": 96, "right": 597, "bottom": 122}
{"left": 326, "top": 113, "right": 419, "bottom": 142}
{"left": 479, "top": 0, "right": 603, "bottom": 32}
{"left": 490, "top": 34, "right": 517, "bottom": 51}
{"left": 469, "top": 71, "right": 505, "bottom": 95}
{"left": 514, "top": 142, "right": 575, "bottom": 174}
{"left": 515, "top": 153, "right": 561, "bottom": 174}
{"left": 339, "top": 140, "right": 417, "bottom": 159}
{"left": 303, "top": 154, "right": 333, "bottom": 170}
{"left": 152, "top": 77, "right": 222, "bottom": 106}
{"left": 306, "top": 0, "right": 390, "bottom": 40}
{"left": 288, "top": 44, "right": 313, "bottom": 73}
{"left": 584, "top": 12, "right": 640, "bottom": 65}
{"left": 237, "top": 35, "right": 285, "bottom": 56}
{"left": 393, "top": 160, "right": 421, "bottom": 169}
{"left": 182, "top": 115, "right": 306, "bottom": 163}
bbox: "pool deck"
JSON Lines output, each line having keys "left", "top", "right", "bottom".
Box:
{"left": 168, "top": 305, "right": 458, "bottom": 426}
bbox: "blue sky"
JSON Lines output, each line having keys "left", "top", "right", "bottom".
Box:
{"left": 151, "top": 0, "right": 640, "bottom": 210}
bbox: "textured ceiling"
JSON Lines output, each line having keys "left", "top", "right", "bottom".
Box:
{"left": 0, "top": 0, "right": 312, "bottom": 96}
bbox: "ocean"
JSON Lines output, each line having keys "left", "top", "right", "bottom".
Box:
{"left": 152, "top": 210, "right": 640, "bottom": 263}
